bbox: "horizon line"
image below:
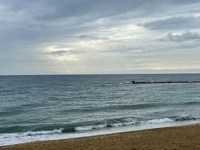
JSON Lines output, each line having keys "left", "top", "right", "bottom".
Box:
{"left": 1, "top": 73, "right": 200, "bottom": 76}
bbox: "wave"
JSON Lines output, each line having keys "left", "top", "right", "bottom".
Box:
{"left": 174, "top": 115, "right": 197, "bottom": 121}
{"left": 0, "top": 115, "right": 199, "bottom": 146}
{"left": 24, "top": 129, "right": 63, "bottom": 136}
{"left": 99, "top": 82, "right": 131, "bottom": 87}
{"left": 182, "top": 101, "right": 200, "bottom": 106}
{"left": 1, "top": 115, "right": 198, "bottom": 135}
{"left": 34, "top": 101, "right": 200, "bottom": 116}
{"left": 62, "top": 103, "right": 167, "bottom": 114}
{"left": 0, "top": 89, "right": 15, "bottom": 93}
{"left": 146, "top": 118, "right": 174, "bottom": 124}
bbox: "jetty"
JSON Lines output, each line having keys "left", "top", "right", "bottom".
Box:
{"left": 131, "top": 80, "right": 200, "bottom": 84}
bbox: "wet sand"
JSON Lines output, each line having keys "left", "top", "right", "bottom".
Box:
{"left": 1, "top": 124, "right": 200, "bottom": 150}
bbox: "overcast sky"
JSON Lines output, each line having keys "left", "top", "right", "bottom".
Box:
{"left": 1, "top": 0, "right": 200, "bottom": 75}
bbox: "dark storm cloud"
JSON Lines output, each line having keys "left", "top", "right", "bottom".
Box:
{"left": 140, "top": 16, "right": 200, "bottom": 30}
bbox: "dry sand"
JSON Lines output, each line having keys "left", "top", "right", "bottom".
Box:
{"left": 1, "top": 124, "right": 200, "bottom": 150}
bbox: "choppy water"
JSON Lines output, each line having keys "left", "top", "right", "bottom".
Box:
{"left": 0, "top": 74, "right": 200, "bottom": 146}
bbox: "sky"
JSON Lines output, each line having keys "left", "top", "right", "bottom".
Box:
{"left": 1, "top": 0, "right": 200, "bottom": 75}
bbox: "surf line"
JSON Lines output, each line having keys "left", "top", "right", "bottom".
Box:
{"left": 131, "top": 81, "right": 200, "bottom": 84}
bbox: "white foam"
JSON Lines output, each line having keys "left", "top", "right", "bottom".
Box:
{"left": 146, "top": 118, "right": 174, "bottom": 124}
{"left": 24, "top": 129, "right": 63, "bottom": 136}
{"left": 75, "top": 124, "right": 106, "bottom": 131}
{"left": 1, "top": 120, "right": 199, "bottom": 147}
{"left": 111, "top": 121, "right": 136, "bottom": 127}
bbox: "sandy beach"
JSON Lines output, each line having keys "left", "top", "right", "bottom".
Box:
{"left": 1, "top": 124, "right": 200, "bottom": 150}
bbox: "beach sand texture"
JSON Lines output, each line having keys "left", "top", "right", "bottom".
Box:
{"left": 1, "top": 124, "right": 200, "bottom": 150}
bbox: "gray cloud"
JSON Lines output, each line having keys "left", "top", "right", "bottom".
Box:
{"left": 1, "top": 0, "right": 199, "bottom": 47}
{"left": 166, "top": 32, "right": 200, "bottom": 42}
{"left": 1, "top": 0, "right": 199, "bottom": 21}
{"left": 44, "top": 50, "right": 84, "bottom": 56}
{"left": 1, "top": 0, "right": 200, "bottom": 74}
{"left": 140, "top": 16, "right": 200, "bottom": 30}
{"left": 0, "top": 0, "right": 146, "bottom": 21}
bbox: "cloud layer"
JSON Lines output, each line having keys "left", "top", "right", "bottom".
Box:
{"left": 140, "top": 16, "right": 200, "bottom": 30}
{"left": 1, "top": 0, "right": 200, "bottom": 74}
{"left": 166, "top": 32, "right": 200, "bottom": 42}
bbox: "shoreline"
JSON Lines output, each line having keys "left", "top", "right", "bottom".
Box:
{"left": 1, "top": 123, "right": 200, "bottom": 150}
{"left": 1, "top": 120, "right": 199, "bottom": 147}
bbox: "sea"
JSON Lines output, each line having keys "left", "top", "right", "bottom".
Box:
{"left": 0, "top": 74, "right": 200, "bottom": 146}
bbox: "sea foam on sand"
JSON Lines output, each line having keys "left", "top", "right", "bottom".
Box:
{"left": 1, "top": 120, "right": 199, "bottom": 146}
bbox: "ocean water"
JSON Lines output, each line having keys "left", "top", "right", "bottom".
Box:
{"left": 0, "top": 74, "right": 200, "bottom": 146}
